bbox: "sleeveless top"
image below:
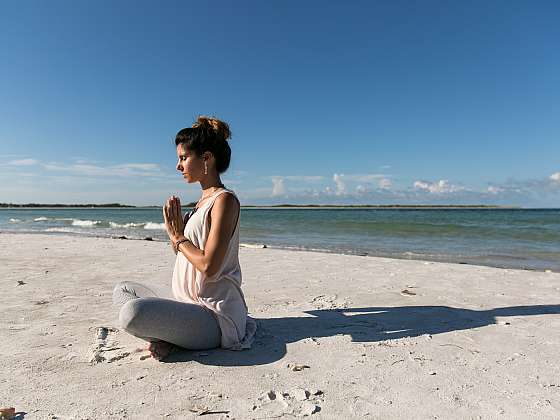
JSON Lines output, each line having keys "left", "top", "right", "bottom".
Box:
{"left": 171, "top": 188, "right": 257, "bottom": 350}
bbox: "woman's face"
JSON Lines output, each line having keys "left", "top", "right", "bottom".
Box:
{"left": 176, "top": 143, "right": 204, "bottom": 183}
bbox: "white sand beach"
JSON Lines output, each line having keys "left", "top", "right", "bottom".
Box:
{"left": 1, "top": 233, "right": 560, "bottom": 419}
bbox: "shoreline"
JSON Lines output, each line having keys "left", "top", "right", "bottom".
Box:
{"left": 1, "top": 204, "right": 529, "bottom": 209}
{"left": 2, "top": 233, "right": 560, "bottom": 418}
{"left": 7, "top": 206, "right": 557, "bottom": 210}
{"left": 1, "top": 230, "right": 556, "bottom": 273}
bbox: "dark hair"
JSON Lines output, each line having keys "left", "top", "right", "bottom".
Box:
{"left": 174, "top": 116, "right": 232, "bottom": 174}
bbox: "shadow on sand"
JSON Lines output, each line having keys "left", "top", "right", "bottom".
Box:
{"left": 164, "top": 304, "right": 560, "bottom": 366}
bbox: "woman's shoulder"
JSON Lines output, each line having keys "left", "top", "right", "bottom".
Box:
{"left": 214, "top": 189, "right": 240, "bottom": 207}
{"left": 207, "top": 189, "right": 240, "bottom": 227}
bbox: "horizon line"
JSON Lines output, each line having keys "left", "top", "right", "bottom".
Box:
{"left": 0, "top": 202, "right": 537, "bottom": 209}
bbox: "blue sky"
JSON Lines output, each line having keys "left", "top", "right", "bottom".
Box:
{"left": 1, "top": 1, "right": 559, "bottom": 206}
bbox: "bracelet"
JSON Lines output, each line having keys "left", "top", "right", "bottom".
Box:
{"left": 175, "top": 238, "right": 190, "bottom": 250}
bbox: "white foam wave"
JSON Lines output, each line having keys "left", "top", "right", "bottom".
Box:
{"left": 71, "top": 219, "right": 102, "bottom": 227}
{"left": 109, "top": 222, "right": 145, "bottom": 228}
{"left": 144, "top": 222, "right": 166, "bottom": 230}
{"left": 24, "top": 216, "right": 165, "bottom": 231}
{"left": 240, "top": 243, "right": 267, "bottom": 249}
{"left": 9, "top": 218, "right": 21, "bottom": 223}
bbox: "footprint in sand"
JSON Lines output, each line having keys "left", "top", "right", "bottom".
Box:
{"left": 87, "top": 326, "right": 130, "bottom": 364}
{"left": 253, "top": 388, "right": 323, "bottom": 417}
{"left": 310, "top": 294, "right": 350, "bottom": 309}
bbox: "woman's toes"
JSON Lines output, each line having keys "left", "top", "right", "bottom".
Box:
{"left": 148, "top": 341, "right": 173, "bottom": 360}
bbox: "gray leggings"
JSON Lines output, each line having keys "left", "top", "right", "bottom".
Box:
{"left": 112, "top": 281, "right": 221, "bottom": 350}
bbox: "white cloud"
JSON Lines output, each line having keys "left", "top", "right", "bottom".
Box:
{"left": 271, "top": 177, "right": 286, "bottom": 196}
{"left": 487, "top": 185, "right": 504, "bottom": 194}
{"left": 264, "top": 173, "right": 385, "bottom": 198}
{"left": 42, "top": 162, "right": 164, "bottom": 177}
{"left": 378, "top": 178, "right": 392, "bottom": 189}
{"left": 356, "top": 184, "right": 367, "bottom": 194}
{"left": 333, "top": 173, "right": 346, "bottom": 195}
{"left": 4, "top": 159, "right": 560, "bottom": 206}
{"left": 338, "top": 173, "right": 387, "bottom": 183}
{"left": 114, "top": 163, "right": 160, "bottom": 171}
{"left": 195, "top": 171, "right": 560, "bottom": 205}
{"left": 413, "top": 179, "right": 464, "bottom": 194}
{"left": 331, "top": 173, "right": 391, "bottom": 195}
{"left": 42, "top": 163, "right": 68, "bottom": 171}
{"left": 8, "top": 158, "right": 38, "bottom": 166}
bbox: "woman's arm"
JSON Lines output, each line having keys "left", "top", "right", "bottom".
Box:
{"left": 200, "top": 193, "right": 240, "bottom": 277}
{"left": 165, "top": 194, "right": 239, "bottom": 277}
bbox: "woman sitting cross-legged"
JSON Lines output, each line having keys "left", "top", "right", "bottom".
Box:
{"left": 112, "top": 116, "right": 257, "bottom": 361}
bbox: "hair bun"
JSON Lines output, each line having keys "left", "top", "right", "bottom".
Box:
{"left": 193, "top": 116, "right": 231, "bottom": 142}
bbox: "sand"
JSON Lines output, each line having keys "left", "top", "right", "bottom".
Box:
{"left": 1, "top": 233, "right": 560, "bottom": 419}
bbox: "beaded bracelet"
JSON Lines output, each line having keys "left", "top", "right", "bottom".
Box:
{"left": 175, "top": 238, "right": 190, "bottom": 249}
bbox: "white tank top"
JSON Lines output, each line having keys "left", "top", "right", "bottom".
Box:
{"left": 171, "top": 188, "right": 256, "bottom": 350}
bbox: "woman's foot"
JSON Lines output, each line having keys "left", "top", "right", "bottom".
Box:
{"left": 148, "top": 341, "right": 178, "bottom": 361}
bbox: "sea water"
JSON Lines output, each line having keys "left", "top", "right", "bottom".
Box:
{"left": 1, "top": 208, "right": 559, "bottom": 271}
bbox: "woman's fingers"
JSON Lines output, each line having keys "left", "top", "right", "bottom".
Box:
{"left": 163, "top": 206, "right": 170, "bottom": 225}
{"left": 174, "top": 197, "right": 182, "bottom": 224}
{"left": 163, "top": 196, "right": 184, "bottom": 236}
{"left": 170, "top": 197, "right": 177, "bottom": 223}
{"left": 163, "top": 197, "right": 173, "bottom": 223}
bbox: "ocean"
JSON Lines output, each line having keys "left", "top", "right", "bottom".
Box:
{"left": 1, "top": 208, "right": 559, "bottom": 272}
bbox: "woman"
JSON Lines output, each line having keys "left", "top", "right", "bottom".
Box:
{"left": 112, "top": 116, "right": 257, "bottom": 361}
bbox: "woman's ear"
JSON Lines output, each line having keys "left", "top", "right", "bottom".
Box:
{"left": 203, "top": 151, "right": 214, "bottom": 163}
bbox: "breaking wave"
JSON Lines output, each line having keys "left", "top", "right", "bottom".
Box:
{"left": 71, "top": 219, "right": 103, "bottom": 227}
{"left": 144, "top": 222, "right": 166, "bottom": 230}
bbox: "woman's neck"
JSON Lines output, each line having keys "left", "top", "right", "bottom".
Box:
{"left": 199, "top": 180, "right": 226, "bottom": 201}
{"left": 200, "top": 176, "right": 224, "bottom": 191}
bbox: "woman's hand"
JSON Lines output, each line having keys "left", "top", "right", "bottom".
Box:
{"left": 163, "top": 195, "right": 185, "bottom": 243}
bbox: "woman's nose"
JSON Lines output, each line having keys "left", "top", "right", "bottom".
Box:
{"left": 176, "top": 162, "right": 182, "bottom": 171}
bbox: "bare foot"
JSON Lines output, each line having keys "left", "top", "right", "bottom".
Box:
{"left": 148, "top": 341, "right": 178, "bottom": 361}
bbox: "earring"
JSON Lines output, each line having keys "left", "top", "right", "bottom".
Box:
{"left": 204, "top": 162, "right": 208, "bottom": 175}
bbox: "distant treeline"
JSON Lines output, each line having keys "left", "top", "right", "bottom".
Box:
{"left": 1, "top": 203, "right": 516, "bottom": 209}
{"left": 0, "top": 203, "right": 135, "bottom": 208}
{"left": 242, "top": 204, "right": 515, "bottom": 208}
